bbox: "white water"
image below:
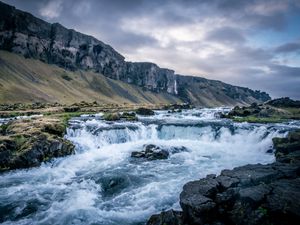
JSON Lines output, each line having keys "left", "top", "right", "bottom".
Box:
{"left": 0, "top": 108, "right": 298, "bottom": 225}
{"left": 0, "top": 114, "right": 43, "bottom": 125}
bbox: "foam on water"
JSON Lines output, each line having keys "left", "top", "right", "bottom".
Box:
{"left": 0, "top": 108, "right": 298, "bottom": 225}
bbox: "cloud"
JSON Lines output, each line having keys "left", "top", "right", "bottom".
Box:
{"left": 39, "top": 0, "right": 63, "bottom": 19}
{"left": 205, "top": 27, "right": 246, "bottom": 45}
{"left": 275, "top": 42, "right": 300, "bottom": 53}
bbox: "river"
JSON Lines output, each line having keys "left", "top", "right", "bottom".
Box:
{"left": 1, "top": 108, "right": 299, "bottom": 225}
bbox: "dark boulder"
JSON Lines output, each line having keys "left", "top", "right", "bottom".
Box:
{"left": 103, "top": 113, "right": 121, "bottom": 121}
{"left": 63, "top": 106, "right": 80, "bottom": 112}
{"left": 120, "top": 112, "right": 137, "bottom": 121}
{"left": 98, "top": 175, "right": 132, "bottom": 197}
{"left": 131, "top": 144, "right": 169, "bottom": 160}
{"left": 136, "top": 108, "right": 155, "bottom": 116}
{"left": 8, "top": 134, "right": 75, "bottom": 170}
{"left": 147, "top": 210, "right": 183, "bottom": 225}
{"left": 0, "top": 118, "right": 75, "bottom": 172}
{"left": 170, "top": 146, "right": 189, "bottom": 154}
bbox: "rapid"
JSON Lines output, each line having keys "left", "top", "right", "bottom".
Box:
{"left": 1, "top": 108, "right": 299, "bottom": 225}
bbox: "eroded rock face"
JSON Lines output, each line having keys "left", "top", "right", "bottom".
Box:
{"left": 0, "top": 2, "right": 177, "bottom": 94}
{"left": 147, "top": 130, "right": 300, "bottom": 225}
{"left": 147, "top": 210, "right": 183, "bottom": 225}
{"left": 0, "top": 118, "right": 75, "bottom": 172}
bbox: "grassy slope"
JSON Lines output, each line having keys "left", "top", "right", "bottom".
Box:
{"left": 0, "top": 51, "right": 181, "bottom": 105}
{"left": 184, "top": 80, "right": 259, "bottom": 107}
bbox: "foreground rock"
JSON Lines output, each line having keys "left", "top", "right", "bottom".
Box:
{"left": 0, "top": 117, "right": 75, "bottom": 171}
{"left": 147, "top": 130, "right": 300, "bottom": 225}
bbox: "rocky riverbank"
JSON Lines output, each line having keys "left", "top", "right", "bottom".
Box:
{"left": 0, "top": 116, "right": 75, "bottom": 172}
{"left": 147, "top": 129, "right": 300, "bottom": 225}
{"left": 0, "top": 103, "right": 189, "bottom": 172}
{"left": 223, "top": 97, "right": 300, "bottom": 123}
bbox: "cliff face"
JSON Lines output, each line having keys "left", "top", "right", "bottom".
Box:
{"left": 0, "top": 1, "right": 270, "bottom": 105}
{"left": 177, "top": 76, "right": 270, "bottom": 106}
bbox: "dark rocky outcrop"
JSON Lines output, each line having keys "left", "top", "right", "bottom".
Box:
{"left": 147, "top": 210, "right": 183, "bottom": 225}
{"left": 147, "top": 130, "right": 300, "bottom": 225}
{"left": 0, "top": 1, "right": 271, "bottom": 106}
{"left": 131, "top": 144, "right": 188, "bottom": 160}
{"left": 103, "top": 113, "right": 121, "bottom": 121}
{"left": 136, "top": 108, "right": 155, "bottom": 116}
{"left": 131, "top": 144, "right": 169, "bottom": 160}
{"left": 0, "top": 117, "right": 75, "bottom": 171}
{"left": 266, "top": 97, "right": 300, "bottom": 108}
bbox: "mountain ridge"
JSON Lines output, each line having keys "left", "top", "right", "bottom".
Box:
{"left": 0, "top": 1, "right": 270, "bottom": 106}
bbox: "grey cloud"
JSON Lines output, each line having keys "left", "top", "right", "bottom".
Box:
{"left": 240, "top": 64, "right": 300, "bottom": 99}
{"left": 205, "top": 27, "right": 246, "bottom": 44}
{"left": 275, "top": 42, "right": 300, "bottom": 53}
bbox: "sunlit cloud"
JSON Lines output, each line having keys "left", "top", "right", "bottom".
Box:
{"left": 39, "top": 0, "right": 63, "bottom": 19}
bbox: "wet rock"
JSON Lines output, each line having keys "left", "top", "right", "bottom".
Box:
{"left": 0, "top": 118, "right": 75, "bottom": 172}
{"left": 9, "top": 134, "right": 74, "bottom": 170}
{"left": 273, "top": 130, "right": 300, "bottom": 156}
{"left": 266, "top": 148, "right": 273, "bottom": 153}
{"left": 147, "top": 210, "right": 183, "bottom": 225}
{"left": 170, "top": 146, "right": 188, "bottom": 154}
{"left": 120, "top": 112, "right": 137, "bottom": 121}
{"left": 163, "top": 103, "right": 193, "bottom": 111}
{"left": 103, "top": 113, "right": 121, "bottom": 121}
{"left": 63, "top": 106, "right": 80, "bottom": 112}
{"left": 131, "top": 144, "right": 169, "bottom": 160}
{"left": 136, "top": 108, "right": 155, "bottom": 116}
{"left": 99, "top": 175, "right": 131, "bottom": 197}
{"left": 266, "top": 178, "right": 300, "bottom": 218}
{"left": 180, "top": 176, "right": 219, "bottom": 224}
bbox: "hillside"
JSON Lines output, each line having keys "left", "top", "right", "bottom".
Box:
{"left": 0, "top": 51, "right": 181, "bottom": 104}
{"left": 0, "top": 1, "right": 271, "bottom": 106}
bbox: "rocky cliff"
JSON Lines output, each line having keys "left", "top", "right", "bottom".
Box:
{"left": 0, "top": 1, "right": 270, "bottom": 105}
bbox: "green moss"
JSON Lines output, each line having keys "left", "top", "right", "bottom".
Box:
{"left": 103, "top": 113, "right": 121, "bottom": 121}
{"left": 0, "top": 123, "right": 9, "bottom": 134}
{"left": 13, "top": 135, "right": 28, "bottom": 149}
{"left": 42, "top": 123, "right": 65, "bottom": 136}
{"left": 258, "top": 206, "right": 268, "bottom": 215}
{"left": 232, "top": 116, "right": 287, "bottom": 123}
{"left": 54, "top": 112, "right": 89, "bottom": 128}
{"left": 121, "top": 112, "right": 137, "bottom": 121}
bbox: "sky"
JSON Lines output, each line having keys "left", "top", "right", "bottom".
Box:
{"left": 3, "top": 0, "right": 300, "bottom": 99}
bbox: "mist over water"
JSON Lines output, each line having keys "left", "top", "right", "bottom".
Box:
{"left": 1, "top": 108, "right": 299, "bottom": 225}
